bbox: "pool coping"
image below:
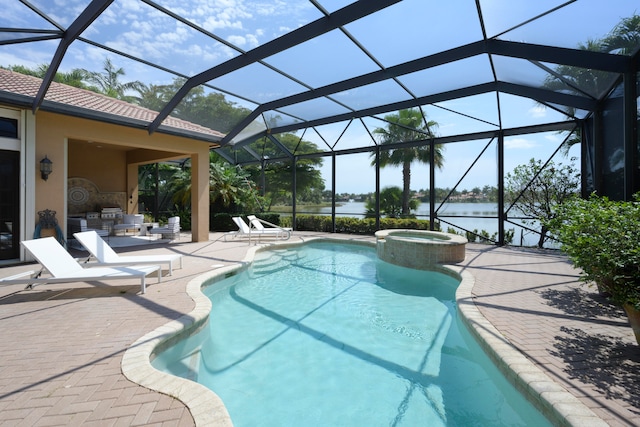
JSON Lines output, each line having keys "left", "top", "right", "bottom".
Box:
{"left": 121, "top": 237, "right": 607, "bottom": 427}
{"left": 451, "top": 265, "right": 608, "bottom": 427}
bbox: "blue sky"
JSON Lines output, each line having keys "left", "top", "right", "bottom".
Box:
{"left": 319, "top": 97, "right": 580, "bottom": 194}
{"left": 3, "top": 0, "right": 629, "bottom": 193}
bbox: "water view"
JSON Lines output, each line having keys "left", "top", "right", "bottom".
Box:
{"left": 292, "top": 202, "right": 542, "bottom": 247}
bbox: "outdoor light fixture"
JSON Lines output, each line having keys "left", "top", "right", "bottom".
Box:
{"left": 40, "top": 155, "right": 53, "bottom": 181}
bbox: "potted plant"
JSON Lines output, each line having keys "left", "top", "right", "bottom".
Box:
{"left": 546, "top": 193, "right": 640, "bottom": 345}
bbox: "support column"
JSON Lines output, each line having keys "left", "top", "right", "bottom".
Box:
{"left": 331, "top": 152, "right": 336, "bottom": 233}
{"left": 292, "top": 157, "right": 297, "bottom": 229}
{"left": 623, "top": 71, "right": 637, "bottom": 199}
{"left": 593, "top": 107, "right": 604, "bottom": 195}
{"left": 375, "top": 146, "right": 380, "bottom": 230}
{"left": 126, "top": 163, "right": 138, "bottom": 214}
{"left": 429, "top": 139, "right": 436, "bottom": 231}
{"left": 497, "top": 131, "right": 505, "bottom": 246}
{"left": 190, "top": 150, "right": 210, "bottom": 242}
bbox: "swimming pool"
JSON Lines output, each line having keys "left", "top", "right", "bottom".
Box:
{"left": 152, "top": 242, "right": 552, "bottom": 426}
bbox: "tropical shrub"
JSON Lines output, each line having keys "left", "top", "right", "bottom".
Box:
{"left": 546, "top": 193, "right": 640, "bottom": 309}
{"left": 287, "top": 215, "right": 434, "bottom": 235}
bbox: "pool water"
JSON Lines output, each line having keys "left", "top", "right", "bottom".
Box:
{"left": 153, "top": 242, "right": 552, "bottom": 426}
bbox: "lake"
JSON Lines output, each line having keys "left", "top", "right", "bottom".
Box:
{"left": 293, "top": 201, "right": 544, "bottom": 247}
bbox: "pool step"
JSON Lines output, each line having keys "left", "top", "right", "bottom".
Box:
{"left": 250, "top": 250, "right": 308, "bottom": 276}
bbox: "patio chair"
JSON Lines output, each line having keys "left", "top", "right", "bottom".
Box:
{"left": 112, "top": 214, "right": 144, "bottom": 236}
{"left": 224, "top": 217, "right": 290, "bottom": 242}
{"left": 74, "top": 230, "right": 183, "bottom": 276}
{"left": 13, "top": 237, "right": 161, "bottom": 294}
{"left": 247, "top": 215, "right": 291, "bottom": 240}
{"left": 148, "top": 216, "right": 180, "bottom": 240}
{"left": 68, "top": 217, "right": 108, "bottom": 237}
{"left": 222, "top": 217, "right": 248, "bottom": 241}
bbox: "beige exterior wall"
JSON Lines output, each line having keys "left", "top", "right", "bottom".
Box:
{"left": 68, "top": 141, "right": 127, "bottom": 192}
{"left": 32, "top": 111, "right": 212, "bottom": 243}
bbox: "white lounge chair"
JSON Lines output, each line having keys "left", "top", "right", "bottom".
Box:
{"left": 247, "top": 215, "right": 291, "bottom": 240}
{"left": 224, "top": 217, "right": 290, "bottom": 242}
{"left": 74, "top": 230, "right": 183, "bottom": 276}
{"left": 15, "top": 237, "right": 161, "bottom": 294}
{"left": 222, "top": 217, "right": 248, "bottom": 241}
{"left": 148, "top": 216, "right": 180, "bottom": 240}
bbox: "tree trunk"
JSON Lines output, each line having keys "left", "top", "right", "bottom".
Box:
{"left": 402, "top": 161, "right": 411, "bottom": 216}
{"left": 623, "top": 303, "right": 640, "bottom": 345}
{"left": 537, "top": 225, "right": 548, "bottom": 248}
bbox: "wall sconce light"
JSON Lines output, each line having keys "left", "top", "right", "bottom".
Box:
{"left": 40, "top": 155, "right": 53, "bottom": 181}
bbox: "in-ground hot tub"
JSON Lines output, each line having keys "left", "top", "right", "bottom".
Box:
{"left": 375, "top": 229, "right": 467, "bottom": 269}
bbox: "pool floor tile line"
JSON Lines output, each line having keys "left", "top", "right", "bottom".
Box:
{"left": 0, "top": 234, "right": 638, "bottom": 426}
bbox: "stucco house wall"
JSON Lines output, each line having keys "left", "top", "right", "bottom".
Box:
{"left": 0, "top": 69, "right": 222, "bottom": 261}
{"left": 33, "top": 111, "right": 213, "bottom": 244}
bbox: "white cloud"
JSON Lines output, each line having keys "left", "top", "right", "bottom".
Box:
{"left": 245, "top": 33, "right": 260, "bottom": 48}
{"left": 544, "top": 133, "right": 561, "bottom": 142}
{"left": 528, "top": 105, "right": 547, "bottom": 118}
{"left": 0, "top": 51, "right": 40, "bottom": 69}
{"left": 504, "top": 138, "right": 538, "bottom": 150}
{"left": 179, "top": 44, "right": 222, "bottom": 64}
{"left": 119, "top": 0, "right": 144, "bottom": 13}
{"left": 227, "top": 35, "right": 247, "bottom": 46}
{"left": 201, "top": 16, "right": 245, "bottom": 32}
{"left": 227, "top": 32, "right": 261, "bottom": 49}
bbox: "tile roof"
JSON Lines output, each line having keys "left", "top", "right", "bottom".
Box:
{"left": 0, "top": 68, "right": 224, "bottom": 141}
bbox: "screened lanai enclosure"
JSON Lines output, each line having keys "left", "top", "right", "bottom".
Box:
{"left": 2, "top": 0, "right": 639, "bottom": 246}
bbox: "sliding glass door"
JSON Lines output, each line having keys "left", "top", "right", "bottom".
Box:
{"left": 0, "top": 149, "right": 20, "bottom": 260}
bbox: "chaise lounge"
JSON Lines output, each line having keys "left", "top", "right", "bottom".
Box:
{"left": 247, "top": 215, "right": 291, "bottom": 240}
{"left": 5, "top": 237, "right": 162, "bottom": 294}
{"left": 74, "top": 230, "right": 183, "bottom": 276}
{"left": 224, "top": 216, "right": 291, "bottom": 242}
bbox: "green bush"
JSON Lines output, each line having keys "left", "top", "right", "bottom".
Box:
{"left": 210, "top": 213, "right": 236, "bottom": 231}
{"left": 546, "top": 194, "right": 640, "bottom": 309}
{"left": 287, "top": 214, "right": 434, "bottom": 235}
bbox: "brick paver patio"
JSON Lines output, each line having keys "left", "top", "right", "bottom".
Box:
{"left": 0, "top": 233, "right": 638, "bottom": 426}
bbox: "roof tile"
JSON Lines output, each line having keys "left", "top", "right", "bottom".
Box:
{"left": 0, "top": 69, "right": 224, "bottom": 139}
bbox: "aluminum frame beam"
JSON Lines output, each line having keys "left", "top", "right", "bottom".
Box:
{"left": 148, "top": 0, "right": 402, "bottom": 134}
{"left": 31, "top": 0, "right": 114, "bottom": 113}
{"left": 233, "top": 81, "right": 594, "bottom": 144}
{"left": 221, "top": 39, "right": 622, "bottom": 146}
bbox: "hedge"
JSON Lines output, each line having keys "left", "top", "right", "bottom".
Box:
{"left": 281, "top": 214, "right": 434, "bottom": 235}
{"left": 211, "top": 213, "right": 434, "bottom": 234}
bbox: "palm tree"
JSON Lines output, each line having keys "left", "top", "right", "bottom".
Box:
{"left": 209, "top": 154, "right": 263, "bottom": 213}
{"left": 601, "top": 14, "right": 640, "bottom": 54}
{"left": 371, "top": 108, "right": 444, "bottom": 216}
{"left": 82, "top": 58, "right": 143, "bottom": 101}
{"left": 542, "top": 14, "right": 640, "bottom": 153}
{"left": 364, "top": 186, "right": 419, "bottom": 218}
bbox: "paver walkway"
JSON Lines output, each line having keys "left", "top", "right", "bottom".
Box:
{"left": 0, "top": 233, "right": 638, "bottom": 426}
{"left": 461, "top": 245, "right": 639, "bottom": 427}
